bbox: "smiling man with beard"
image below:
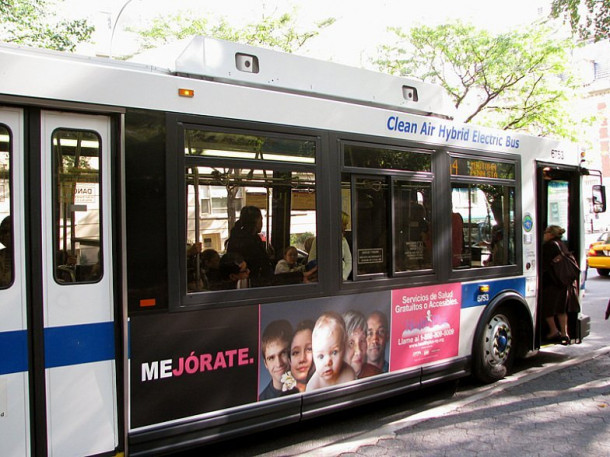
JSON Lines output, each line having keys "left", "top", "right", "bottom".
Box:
{"left": 366, "top": 310, "right": 389, "bottom": 373}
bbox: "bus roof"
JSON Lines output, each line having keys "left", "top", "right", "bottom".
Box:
{"left": 172, "top": 37, "right": 456, "bottom": 119}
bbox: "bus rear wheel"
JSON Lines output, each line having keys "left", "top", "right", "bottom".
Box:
{"left": 473, "top": 310, "right": 514, "bottom": 384}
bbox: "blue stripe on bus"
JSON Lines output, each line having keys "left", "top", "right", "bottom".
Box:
{"left": 0, "top": 329, "right": 28, "bottom": 375}
{"left": 461, "top": 277, "right": 526, "bottom": 308}
{"left": 44, "top": 322, "right": 115, "bottom": 368}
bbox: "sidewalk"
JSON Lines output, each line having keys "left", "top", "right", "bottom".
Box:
{"left": 310, "top": 348, "right": 610, "bottom": 457}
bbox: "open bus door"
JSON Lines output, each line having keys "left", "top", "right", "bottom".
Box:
{"left": 535, "top": 163, "right": 589, "bottom": 346}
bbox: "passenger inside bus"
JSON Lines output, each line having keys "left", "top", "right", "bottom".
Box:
{"left": 210, "top": 252, "right": 250, "bottom": 290}
{"left": 274, "top": 246, "right": 318, "bottom": 283}
{"left": 0, "top": 216, "right": 12, "bottom": 287}
{"left": 226, "top": 206, "right": 274, "bottom": 287}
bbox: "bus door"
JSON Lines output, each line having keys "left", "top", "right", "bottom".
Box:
{"left": 535, "top": 163, "right": 583, "bottom": 343}
{"left": 0, "top": 107, "right": 29, "bottom": 456}
{"left": 37, "top": 111, "right": 118, "bottom": 456}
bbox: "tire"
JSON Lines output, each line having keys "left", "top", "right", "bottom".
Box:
{"left": 473, "top": 310, "right": 514, "bottom": 384}
{"left": 597, "top": 268, "right": 609, "bottom": 277}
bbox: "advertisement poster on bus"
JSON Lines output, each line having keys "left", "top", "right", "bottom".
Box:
{"left": 258, "top": 291, "right": 391, "bottom": 400}
{"left": 390, "top": 283, "right": 461, "bottom": 370}
{"left": 129, "top": 305, "right": 259, "bottom": 428}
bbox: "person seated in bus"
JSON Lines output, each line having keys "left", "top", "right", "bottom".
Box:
{"left": 259, "top": 319, "right": 293, "bottom": 401}
{"left": 343, "top": 310, "right": 382, "bottom": 379}
{"left": 484, "top": 225, "right": 505, "bottom": 266}
{"left": 201, "top": 248, "right": 221, "bottom": 284}
{"left": 56, "top": 249, "right": 77, "bottom": 283}
{"left": 0, "top": 216, "right": 13, "bottom": 287}
{"left": 209, "top": 252, "right": 250, "bottom": 290}
{"left": 274, "top": 246, "right": 318, "bottom": 283}
{"left": 366, "top": 310, "right": 389, "bottom": 373}
{"left": 306, "top": 311, "right": 355, "bottom": 391}
{"left": 226, "top": 206, "right": 273, "bottom": 287}
{"left": 341, "top": 211, "right": 353, "bottom": 280}
{"left": 303, "top": 236, "right": 315, "bottom": 262}
{"left": 451, "top": 211, "right": 464, "bottom": 268}
{"left": 186, "top": 242, "right": 207, "bottom": 291}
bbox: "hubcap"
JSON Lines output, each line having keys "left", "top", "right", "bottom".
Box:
{"left": 484, "top": 314, "right": 512, "bottom": 367}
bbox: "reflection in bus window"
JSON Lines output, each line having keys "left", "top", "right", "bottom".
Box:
{"left": 451, "top": 184, "right": 516, "bottom": 268}
{"left": 52, "top": 129, "right": 103, "bottom": 284}
{"left": 0, "top": 124, "right": 13, "bottom": 288}
{"left": 184, "top": 129, "right": 317, "bottom": 293}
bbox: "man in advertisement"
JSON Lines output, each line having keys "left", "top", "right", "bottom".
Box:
{"left": 367, "top": 311, "right": 389, "bottom": 372}
{"left": 259, "top": 320, "right": 292, "bottom": 400}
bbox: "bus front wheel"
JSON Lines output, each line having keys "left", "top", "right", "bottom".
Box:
{"left": 473, "top": 310, "right": 514, "bottom": 384}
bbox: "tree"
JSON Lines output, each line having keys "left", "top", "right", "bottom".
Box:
{"left": 550, "top": 0, "right": 610, "bottom": 42}
{"left": 0, "top": 0, "right": 93, "bottom": 51}
{"left": 375, "top": 21, "right": 585, "bottom": 139}
{"left": 132, "top": 9, "right": 335, "bottom": 54}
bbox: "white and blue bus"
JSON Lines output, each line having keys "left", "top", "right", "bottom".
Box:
{"left": 0, "top": 37, "right": 605, "bottom": 456}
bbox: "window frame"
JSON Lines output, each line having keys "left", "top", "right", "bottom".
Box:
{"left": 447, "top": 150, "right": 522, "bottom": 280}
{"left": 50, "top": 127, "right": 104, "bottom": 285}
{"left": 340, "top": 139, "right": 436, "bottom": 283}
{"left": 170, "top": 119, "right": 324, "bottom": 310}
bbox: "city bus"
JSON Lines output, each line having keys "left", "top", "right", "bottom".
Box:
{"left": 0, "top": 37, "right": 604, "bottom": 456}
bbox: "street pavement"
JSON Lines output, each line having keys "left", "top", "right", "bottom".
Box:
{"left": 308, "top": 347, "right": 610, "bottom": 457}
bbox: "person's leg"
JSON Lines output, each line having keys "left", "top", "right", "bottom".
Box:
{"left": 557, "top": 313, "right": 569, "bottom": 338}
{"left": 545, "top": 316, "right": 560, "bottom": 338}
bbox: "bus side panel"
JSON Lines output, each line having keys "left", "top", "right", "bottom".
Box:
{"left": 129, "top": 305, "right": 260, "bottom": 429}
{"left": 0, "top": 108, "right": 30, "bottom": 456}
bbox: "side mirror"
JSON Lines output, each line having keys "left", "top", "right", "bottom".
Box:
{"left": 592, "top": 184, "right": 606, "bottom": 213}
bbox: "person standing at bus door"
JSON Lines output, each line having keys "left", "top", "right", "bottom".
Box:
{"left": 306, "top": 312, "right": 355, "bottom": 391}
{"left": 284, "top": 320, "right": 315, "bottom": 393}
{"left": 366, "top": 310, "right": 389, "bottom": 372}
{"left": 0, "top": 216, "right": 12, "bottom": 287}
{"left": 343, "top": 310, "right": 382, "bottom": 379}
{"left": 259, "top": 320, "right": 293, "bottom": 401}
{"left": 541, "top": 225, "right": 571, "bottom": 345}
{"left": 226, "top": 206, "right": 273, "bottom": 287}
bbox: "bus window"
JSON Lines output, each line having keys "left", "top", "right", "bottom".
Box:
{"left": 342, "top": 142, "right": 433, "bottom": 280}
{"left": 394, "top": 181, "right": 433, "bottom": 272}
{"left": 0, "top": 124, "right": 13, "bottom": 288}
{"left": 184, "top": 128, "right": 317, "bottom": 293}
{"left": 451, "top": 183, "right": 516, "bottom": 269}
{"left": 52, "top": 129, "right": 103, "bottom": 284}
{"left": 547, "top": 180, "right": 569, "bottom": 236}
